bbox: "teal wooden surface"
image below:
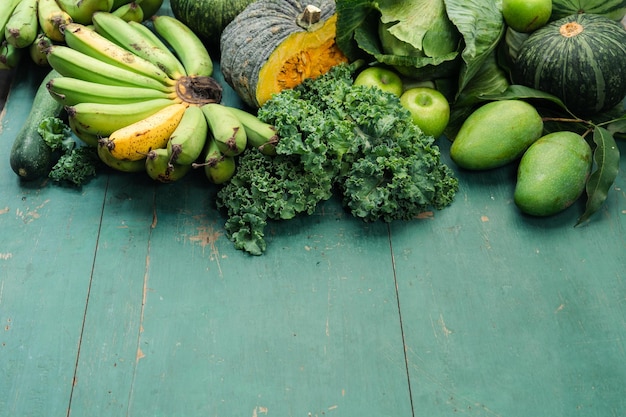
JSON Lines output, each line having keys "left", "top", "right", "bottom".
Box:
{"left": 1, "top": 2, "right": 626, "bottom": 416}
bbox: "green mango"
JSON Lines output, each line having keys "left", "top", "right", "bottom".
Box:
{"left": 450, "top": 99, "right": 544, "bottom": 170}
{"left": 514, "top": 131, "right": 592, "bottom": 216}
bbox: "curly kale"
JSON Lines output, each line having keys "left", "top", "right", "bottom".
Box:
{"left": 217, "top": 63, "right": 459, "bottom": 255}
{"left": 38, "top": 116, "right": 100, "bottom": 186}
{"left": 216, "top": 150, "right": 333, "bottom": 256}
{"left": 48, "top": 147, "right": 100, "bottom": 186}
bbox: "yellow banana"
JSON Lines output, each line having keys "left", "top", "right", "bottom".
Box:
{"left": 47, "top": 76, "right": 178, "bottom": 106}
{"left": 152, "top": 15, "right": 213, "bottom": 77}
{"left": 62, "top": 23, "right": 175, "bottom": 86}
{"left": 166, "top": 105, "right": 208, "bottom": 165}
{"left": 4, "top": 0, "right": 39, "bottom": 49}
{"left": 46, "top": 45, "right": 175, "bottom": 93}
{"left": 57, "top": 0, "right": 114, "bottom": 25}
{"left": 201, "top": 103, "right": 247, "bottom": 157}
{"left": 111, "top": 1, "right": 144, "bottom": 23}
{"left": 97, "top": 140, "right": 146, "bottom": 172}
{"left": 38, "top": 0, "right": 73, "bottom": 42}
{"left": 227, "top": 107, "right": 279, "bottom": 155}
{"left": 67, "top": 98, "right": 175, "bottom": 137}
{"left": 92, "top": 12, "right": 186, "bottom": 80}
{"left": 29, "top": 32, "right": 53, "bottom": 66}
{"left": 103, "top": 103, "right": 187, "bottom": 161}
{"left": 145, "top": 147, "right": 191, "bottom": 183}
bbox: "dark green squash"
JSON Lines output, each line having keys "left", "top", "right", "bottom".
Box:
{"left": 169, "top": 0, "right": 256, "bottom": 48}
{"left": 10, "top": 69, "right": 64, "bottom": 181}
{"left": 514, "top": 13, "right": 626, "bottom": 115}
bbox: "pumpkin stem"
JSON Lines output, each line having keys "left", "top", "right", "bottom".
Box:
{"left": 297, "top": 5, "right": 322, "bottom": 31}
{"left": 560, "top": 22, "right": 584, "bottom": 37}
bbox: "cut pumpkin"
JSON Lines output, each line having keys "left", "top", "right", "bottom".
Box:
{"left": 220, "top": 0, "right": 348, "bottom": 108}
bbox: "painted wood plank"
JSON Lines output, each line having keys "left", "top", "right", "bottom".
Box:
{"left": 391, "top": 140, "right": 626, "bottom": 416}
{"left": 0, "top": 66, "right": 104, "bottom": 416}
{"left": 127, "top": 187, "right": 411, "bottom": 417}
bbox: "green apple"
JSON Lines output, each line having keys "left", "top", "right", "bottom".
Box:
{"left": 400, "top": 87, "right": 450, "bottom": 138}
{"left": 502, "top": 0, "right": 552, "bottom": 33}
{"left": 353, "top": 66, "right": 403, "bottom": 97}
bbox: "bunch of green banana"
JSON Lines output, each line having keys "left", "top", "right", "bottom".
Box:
{"left": 42, "top": 12, "right": 279, "bottom": 184}
{"left": 0, "top": 0, "right": 164, "bottom": 70}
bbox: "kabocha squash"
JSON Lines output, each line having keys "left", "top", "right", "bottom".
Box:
{"left": 514, "top": 13, "right": 626, "bottom": 115}
{"left": 220, "top": 0, "right": 349, "bottom": 108}
{"left": 550, "top": 0, "right": 626, "bottom": 21}
{"left": 169, "top": 0, "right": 256, "bottom": 48}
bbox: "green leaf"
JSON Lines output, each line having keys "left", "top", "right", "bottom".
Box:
{"left": 38, "top": 116, "right": 74, "bottom": 152}
{"left": 378, "top": 0, "right": 457, "bottom": 55}
{"left": 605, "top": 114, "right": 626, "bottom": 139}
{"left": 480, "top": 84, "right": 571, "bottom": 112}
{"left": 444, "top": 0, "right": 505, "bottom": 94}
{"left": 576, "top": 127, "right": 621, "bottom": 226}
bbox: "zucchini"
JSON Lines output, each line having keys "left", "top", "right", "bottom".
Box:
{"left": 9, "top": 69, "right": 64, "bottom": 181}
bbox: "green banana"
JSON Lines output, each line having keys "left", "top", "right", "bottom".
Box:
{"left": 47, "top": 77, "right": 178, "bottom": 106}
{"left": 0, "top": 40, "right": 23, "bottom": 70}
{"left": 112, "top": 1, "right": 144, "bottom": 23}
{"left": 194, "top": 136, "right": 236, "bottom": 185}
{"left": 46, "top": 45, "right": 175, "bottom": 93}
{"left": 66, "top": 98, "right": 175, "bottom": 136}
{"left": 111, "top": 0, "right": 134, "bottom": 9}
{"left": 145, "top": 147, "right": 191, "bottom": 183}
{"left": 0, "top": 0, "right": 22, "bottom": 37}
{"left": 97, "top": 140, "right": 146, "bottom": 172}
{"left": 62, "top": 22, "right": 175, "bottom": 86}
{"left": 201, "top": 103, "right": 247, "bottom": 157}
{"left": 38, "top": 0, "right": 73, "bottom": 42}
{"left": 92, "top": 12, "right": 186, "bottom": 80}
{"left": 166, "top": 105, "right": 208, "bottom": 165}
{"left": 68, "top": 116, "right": 100, "bottom": 147}
{"left": 152, "top": 15, "right": 213, "bottom": 77}
{"left": 29, "top": 32, "right": 53, "bottom": 66}
{"left": 4, "top": 0, "right": 39, "bottom": 49}
{"left": 227, "top": 107, "right": 279, "bottom": 155}
{"left": 57, "top": 0, "right": 114, "bottom": 25}
{"left": 136, "top": 0, "right": 163, "bottom": 19}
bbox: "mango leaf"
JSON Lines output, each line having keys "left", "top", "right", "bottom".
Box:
{"left": 606, "top": 116, "right": 626, "bottom": 140}
{"left": 480, "top": 84, "right": 571, "bottom": 112}
{"left": 576, "top": 127, "right": 621, "bottom": 226}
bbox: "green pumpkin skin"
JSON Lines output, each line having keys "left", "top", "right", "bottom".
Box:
{"left": 514, "top": 131, "right": 592, "bottom": 217}
{"left": 550, "top": 0, "right": 626, "bottom": 21}
{"left": 450, "top": 100, "right": 544, "bottom": 170}
{"left": 170, "top": 0, "right": 256, "bottom": 47}
{"left": 514, "top": 13, "right": 626, "bottom": 115}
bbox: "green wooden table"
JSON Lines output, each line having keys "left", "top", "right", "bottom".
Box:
{"left": 1, "top": 3, "right": 625, "bottom": 417}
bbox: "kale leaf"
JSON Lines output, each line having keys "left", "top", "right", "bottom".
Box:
{"left": 38, "top": 116, "right": 100, "bottom": 187}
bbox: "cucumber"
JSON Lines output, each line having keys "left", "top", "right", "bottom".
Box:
{"left": 9, "top": 69, "right": 64, "bottom": 181}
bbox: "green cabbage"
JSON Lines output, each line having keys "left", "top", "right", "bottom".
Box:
{"left": 335, "top": 0, "right": 506, "bottom": 94}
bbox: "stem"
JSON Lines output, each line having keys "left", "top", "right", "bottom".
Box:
{"left": 541, "top": 116, "right": 589, "bottom": 124}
